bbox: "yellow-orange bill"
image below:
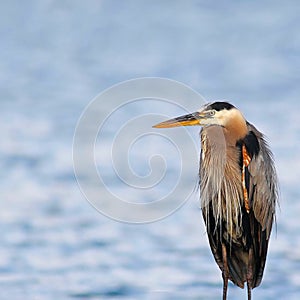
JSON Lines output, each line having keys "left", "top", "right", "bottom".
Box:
{"left": 152, "top": 113, "right": 200, "bottom": 128}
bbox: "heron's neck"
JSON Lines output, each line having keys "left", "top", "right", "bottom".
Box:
{"left": 224, "top": 110, "right": 248, "bottom": 142}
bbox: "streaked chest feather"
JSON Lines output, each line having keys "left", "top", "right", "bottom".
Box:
{"left": 200, "top": 126, "right": 244, "bottom": 240}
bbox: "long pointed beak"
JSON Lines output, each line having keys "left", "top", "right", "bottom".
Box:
{"left": 153, "top": 112, "right": 203, "bottom": 128}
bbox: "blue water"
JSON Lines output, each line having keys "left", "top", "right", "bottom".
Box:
{"left": 1, "top": 1, "right": 300, "bottom": 299}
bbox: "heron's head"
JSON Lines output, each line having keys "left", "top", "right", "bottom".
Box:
{"left": 153, "top": 101, "right": 246, "bottom": 129}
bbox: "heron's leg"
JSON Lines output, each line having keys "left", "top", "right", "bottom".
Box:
{"left": 221, "top": 243, "right": 229, "bottom": 300}
{"left": 246, "top": 281, "right": 252, "bottom": 300}
{"left": 246, "top": 248, "right": 253, "bottom": 300}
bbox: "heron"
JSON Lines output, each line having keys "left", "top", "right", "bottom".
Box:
{"left": 153, "top": 101, "right": 278, "bottom": 300}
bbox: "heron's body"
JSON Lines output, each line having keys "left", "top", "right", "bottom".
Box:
{"left": 153, "top": 101, "right": 278, "bottom": 300}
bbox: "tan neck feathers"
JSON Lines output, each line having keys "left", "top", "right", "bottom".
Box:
{"left": 222, "top": 109, "right": 248, "bottom": 141}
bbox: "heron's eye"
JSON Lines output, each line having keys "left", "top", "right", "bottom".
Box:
{"left": 209, "top": 110, "right": 215, "bottom": 116}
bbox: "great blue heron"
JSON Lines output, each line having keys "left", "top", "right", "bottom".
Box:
{"left": 153, "top": 101, "right": 278, "bottom": 300}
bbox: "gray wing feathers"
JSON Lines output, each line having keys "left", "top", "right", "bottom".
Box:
{"left": 247, "top": 123, "right": 278, "bottom": 238}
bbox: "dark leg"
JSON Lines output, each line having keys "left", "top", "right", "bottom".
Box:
{"left": 246, "top": 248, "right": 253, "bottom": 300}
{"left": 222, "top": 274, "right": 228, "bottom": 300}
{"left": 222, "top": 243, "right": 229, "bottom": 300}
{"left": 246, "top": 281, "right": 252, "bottom": 300}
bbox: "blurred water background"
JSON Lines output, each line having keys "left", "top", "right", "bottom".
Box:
{"left": 1, "top": 1, "right": 300, "bottom": 299}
